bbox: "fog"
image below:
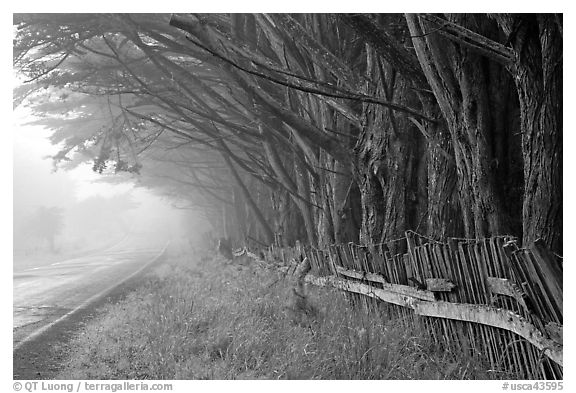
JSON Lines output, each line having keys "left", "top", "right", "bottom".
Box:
{"left": 13, "top": 116, "right": 209, "bottom": 266}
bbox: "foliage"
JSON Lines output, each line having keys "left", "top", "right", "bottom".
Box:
{"left": 13, "top": 13, "right": 563, "bottom": 253}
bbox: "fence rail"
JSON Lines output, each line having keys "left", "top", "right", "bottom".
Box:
{"left": 237, "top": 231, "right": 563, "bottom": 379}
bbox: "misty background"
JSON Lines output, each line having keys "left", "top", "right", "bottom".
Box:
{"left": 13, "top": 105, "right": 209, "bottom": 266}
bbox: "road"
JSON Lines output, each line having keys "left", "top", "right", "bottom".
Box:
{"left": 13, "top": 235, "right": 167, "bottom": 350}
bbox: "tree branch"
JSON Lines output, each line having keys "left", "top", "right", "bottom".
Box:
{"left": 419, "top": 13, "right": 514, "bottom": 66}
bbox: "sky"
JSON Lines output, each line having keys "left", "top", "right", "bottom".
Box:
{"left": 13, "top": 104, "right": 133, "bottom": 202}
{"left": 12, "top": 105, "right": 134, "bottom": 221}
{"left": 10, "top": 91, "right": 211, "bottom": 247}
{"left": 11, "top": 106, "right": 197, "bottom": 237}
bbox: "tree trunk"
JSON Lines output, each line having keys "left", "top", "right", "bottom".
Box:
{"left": 419, "top": 101, "right": 464, "bottom": 239}
{"left": 221, "top": 150, "right": 275, "bottom": 245}
{"left": 294, "top": 158, "right": 318, "bottom": 246}
{"left": 497, "top": 14, "right": 562, "bottom": 254}
{"left": 406, "top": 13, "right": 509, "bottom": 239}
{"left": 260, "top": 127, "right": 318, "bottom": 246}
{"left": 355, "top": 49, "right": 417, "bottom": 248}
{"left": 332, "top": 159, "right": 360, "bottom": 244}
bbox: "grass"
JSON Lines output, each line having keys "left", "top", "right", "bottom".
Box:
{"left": 57, "top": 244, "right": 520, "bottom": 380}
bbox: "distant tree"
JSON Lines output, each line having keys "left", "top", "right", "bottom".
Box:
{"left": 23, "top": 206, "right": 65, "bottom": 253}
{"left": 65, "top": 193, "right": 138, "bottom": 239}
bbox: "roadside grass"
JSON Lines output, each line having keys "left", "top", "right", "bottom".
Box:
{"left": 57, "top": 246, "right": 520, "bottom": 380}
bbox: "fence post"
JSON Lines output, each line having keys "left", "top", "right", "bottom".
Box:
{"left": 528, "top": 239, "right": 563, "bottom": 321}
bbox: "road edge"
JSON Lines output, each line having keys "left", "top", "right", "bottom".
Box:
{"left": 13, "top": 242, "right": 169, "bottom": 353}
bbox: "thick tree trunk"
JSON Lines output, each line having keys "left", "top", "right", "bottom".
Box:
{"left": 419, "top": 107, "right": 463, "bottom": 239}
{"left": 342, "top": 14, "right": 463, "bottom": 241}
{"left": 406, "top": 14, "right": 509, "bottom": 239}
{"left": 497, "top": 14, "right": 562, "bottom": 254}
{"left": 355, "top": 51, "right": 417, "bottom": 247}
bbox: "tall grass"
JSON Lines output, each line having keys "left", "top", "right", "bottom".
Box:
{"left": 58, "top": 246, "right": 519, "bottom": 380}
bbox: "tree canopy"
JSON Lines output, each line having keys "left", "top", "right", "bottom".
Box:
{"left": 13, "top": 13, "right": 563, "bottom": 254}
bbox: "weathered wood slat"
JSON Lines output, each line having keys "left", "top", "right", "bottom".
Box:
{"left": 487, "top": 277, "right": 528, "bottom": 310}
{"left": 412, "top": 300, "right": 563, "bottom": 367}
{"left": 527, "top": 240, "right": 563, "bottom": 322}
{"left": 529, "top": 240, "right": 562, "bottom": 295}
{"left": 425, "top": 278, "right": 456, "bottom": 292}
{"left": 545, "top": 322, "right": 563, "bottom": 345}
{"left": 334, "top": 265, "right": 436, "bottom": 301}
{"left": 304, "top": 274, "right": 422, "bottom": 308}
{"left": 248, "top": 234, "right": 563, "bottom": 378}
{"left": 304, "top": 271, "right": 562, "bottom": 367}
{"left": 335, "top": 265, "right": 387, "bottom": 283}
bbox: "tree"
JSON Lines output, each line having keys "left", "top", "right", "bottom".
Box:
{"left": 13, "top": 13, "right": 562, "bottom": 255}
{"left": 22, "top": 206, "right": 64, "bottom": 253}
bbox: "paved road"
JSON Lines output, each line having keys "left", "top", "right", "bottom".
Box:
{"left": 13, "top": 235, "right": 167, "bottom": 349}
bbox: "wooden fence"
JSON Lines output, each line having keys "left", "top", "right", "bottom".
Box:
{"left": 239, "top": 231, "right": 563, "bottom": 379}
